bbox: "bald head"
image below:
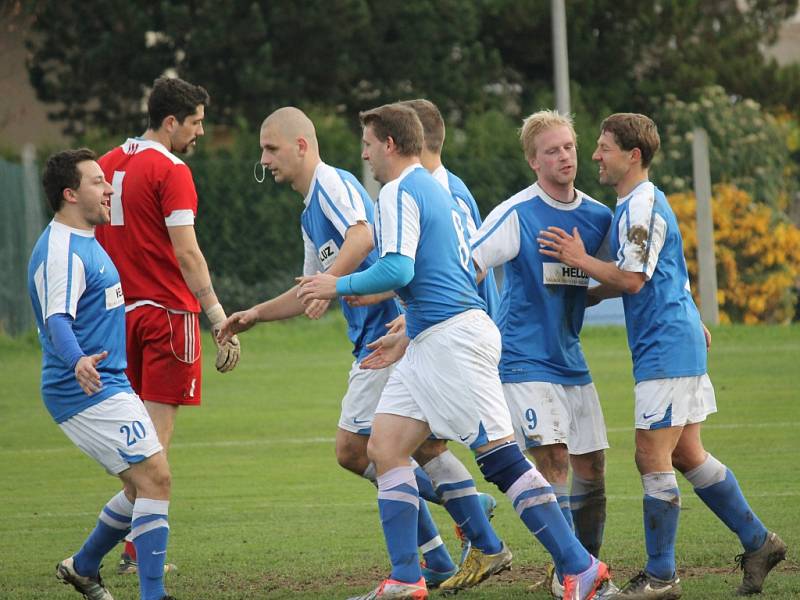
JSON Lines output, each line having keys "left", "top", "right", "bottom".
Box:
{"left": 261, "top": 107, "right": 318, "bottom": 152}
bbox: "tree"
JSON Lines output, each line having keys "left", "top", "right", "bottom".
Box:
{"left": 23, "top": 0, "right": 502, "bottom": 136}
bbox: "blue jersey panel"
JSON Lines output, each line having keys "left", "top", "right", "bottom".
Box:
{"left": 445, "top": 170, "right": 501, "bottom": 320}
{"left": 611, "top": 184, "right": 707, "bottom": 382}
{"left": 27, "top": 222, "right": 131, "bottom": 423}
{"left": 484, "top": 195, "right": 612, "bottom": 384}
{"left": 301, "top": 165, "right": 401, "bottom": 359}
{"left": 384, "top": 168, "right": 485, "bottom": 338}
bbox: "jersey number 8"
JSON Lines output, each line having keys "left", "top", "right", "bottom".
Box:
{"left": 451, "top": 210, "right": 470, "bottom": 272}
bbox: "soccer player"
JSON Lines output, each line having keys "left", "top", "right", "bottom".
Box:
{"left": 298, "top": 103, "right": 610, "bottom": 600}
{"left": 470, "top": 110, "right": 614, "bottom": 598}
{"left": 538, "top": 113, "right": 787, "bottom": 599}
{"left": 28, "top": 149, "right": 174, "bottom": 600}
{"left": 397, "top": 98, "right": 502, "bottom": 574}
{"left": 216, "top": 106, "right": 461, "bottom": 586}
{"left": 95, "top": 76, "right": 240, "bottom": 572}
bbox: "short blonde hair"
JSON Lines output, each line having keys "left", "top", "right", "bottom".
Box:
{"left": 520, "top": 110, "right": 576, "bottom": 161}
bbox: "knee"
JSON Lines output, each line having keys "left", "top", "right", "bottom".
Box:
{"left": 671, "top": 447, "right": 706, "bottom": 474}
{"left": 336, "top": 439, "right": 368, "bottom": 475}
{"left": 530, "top": 445, "right": 570, "bottom": 483}
{"left": 146, "top": 464, "right": 172, "bottom": 497}
{"left": 572, "top": 450, "right": 605, "bottom": 482}
{"left": 413, "top": 439, "right": 447, "bottom": 467}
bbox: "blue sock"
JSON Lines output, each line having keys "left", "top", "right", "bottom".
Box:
{"left": 478, "top": 442, "right": 591, "bottom": 575}
{"left": 684, "top": 455, "right": 767, "bottom": 552}
{"left": 131, "top": 498, "right": 170, "bottom": 600}
{"left": 412, "top": 460, "right": 441, "bottom": 505}
{"left": 73, "top": 491, "right": 133, "bottom": 576}
{"left": 642, "top": 472, "right": 680, "bottom": 580}
{"left": 378, "top": 466, "right": 422, "bottom": 584}
{"left": 417, "top": 499, "right": 455, "bottom": 573}
{"left": 424, "top": 450, "right": 503, "bottom": 554}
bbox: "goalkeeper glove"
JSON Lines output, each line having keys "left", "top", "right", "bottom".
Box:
{"left": 205, "top": 303, "right": 241, "bottom": 373}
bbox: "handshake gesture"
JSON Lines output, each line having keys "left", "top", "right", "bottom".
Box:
{"left": 206, "top": 303, "right": 241, "bottom": 373}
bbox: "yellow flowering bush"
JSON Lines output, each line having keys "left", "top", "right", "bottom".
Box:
{"left": 669, "top": 184, "right": 800, "bottom": 324}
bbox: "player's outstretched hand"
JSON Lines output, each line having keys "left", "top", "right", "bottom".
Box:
{"left": 360, "top": 331, "right": 410, "bottom": 370}
{"left": 304, "top": 298, "right": 331, "bottom": 320}
{"left": 537, "top": 226, "right": 587, "bottom": 267}
{"left": 385, "top": 313, "right": 406, "bottom": 335}
{"left": 217, "top": 309, "right": 258, "bottom": 344}
{"left": 74, "top": 351, "right": 107, "bottom": 395}
{"left": 344, "top": 290, "right": 396, "bottom": 307}
{"left": 296, "top": 272, "right": 339, "bottom": 301}
{"left": 206, "top": 303, "right": 242, "bottom": 373}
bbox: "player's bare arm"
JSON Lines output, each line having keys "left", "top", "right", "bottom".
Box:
{"left": 296, "top": 272, "right": 339, "bottom": 301}
{"left": 343, "top": 290, "right": 396, "bottom": 307}
{"left": 538, "top": 225, "right": 645, "bottom": 294}
{"left": 587, "top": 283, "right": 621, "bottom": 306}
{"left": 168, "top": 224, "right": 241, "bottom": 372}
{"left": 302, "top": 221, "right": 375, "bottom": 319}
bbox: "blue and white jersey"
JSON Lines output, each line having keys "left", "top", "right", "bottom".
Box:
{"left": 27, "top": 220, "right": 131, "bottom": 423}
{"left": 301, "top": 162, "right": 401, "bottom": 360}
{"left": 431, "top": 165, "right": 501, "bottom": 320}
{"left": 471, "top": 183, "right": 613, "bottom": 385}
{"left": 374, "top": 164, "right": 485, "bottom": 339}
{"left": 611, "top": 181, "right": 706, "bottom": 382}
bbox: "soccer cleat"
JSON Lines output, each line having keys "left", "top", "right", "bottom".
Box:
{"left": 734, "top": 531, "right": 787, "bottom": 595}
{"left": 117, "top": 551, "right": 177, "bottom": 575}
{"left": 548, "top": 563, "right": 565, "bottom": 599}
{"left": 439, "top": 541, "right": 512, "bottom": 593}
{"left": 56, "top": 556, "right": 114, "bottom": 600}
{"left": 420, "top": 563, "right": 457, "bottom": 589}
{"left": 562, "top": 557, "right": 611, "bottom": 600}
{"left": 610, "top": 570, "right": 682, "bottom": 600}
{"left": 347, "top": 577, "right": 428, "bottom": 600}
{"left": 454, "top": 492, "right": 498, "bottom": 566}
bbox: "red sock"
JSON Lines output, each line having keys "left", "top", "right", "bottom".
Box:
{"left": 125, "top": 539, "right": 137, "bottom": 561}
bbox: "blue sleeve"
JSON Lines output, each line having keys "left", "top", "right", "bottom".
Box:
{"left": 335, "top": 253, "right": 415, "bottom": 295}
{"left": 46, "top": 313, "right": 86, "bottom": 369}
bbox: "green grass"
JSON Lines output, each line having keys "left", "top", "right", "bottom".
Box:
{"left": 1, "top": 316, "right": 798, "bottom": 599}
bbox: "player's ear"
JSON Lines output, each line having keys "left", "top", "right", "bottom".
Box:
{"left": 385, "top": 135, "right": 396, "bottom": 153}
{"left": 297, "top": 136, "right": 308, "bottom": 156}
{"left": 62, "top": 186, "right": 77, "bottom": 205}
{"left": 162, "top": 115, "right": 177, "bottom": 134}
{"left": 528, "top": 157, "right": 539, "bottom": 173}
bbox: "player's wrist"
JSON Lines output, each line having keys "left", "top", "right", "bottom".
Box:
{"left": 205, "top": 303, "right": 227, "bottom": 327}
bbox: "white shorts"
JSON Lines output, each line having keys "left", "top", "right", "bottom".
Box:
{"left": 338, "top": 360, "right": 394, "bottom": 434}
{"left": 59, "top": 392, "right": 163, "bottom": 475}
{"left": 634, "top": 373, "right": 717, "bottom": 430}
{"left": 376, "top": 309, "right": 513, "bottom": 450}
{"left": 503, "top": 381, "right": 610, "bottom": 455}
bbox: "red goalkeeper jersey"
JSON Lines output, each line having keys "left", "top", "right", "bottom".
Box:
{"left": 96, "top": 138, "right": 200, "bottom": 313}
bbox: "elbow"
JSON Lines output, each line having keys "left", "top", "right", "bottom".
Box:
{"left": 624, "top": 278, "right": 646, "bottom": 295}
{"left": 173, "top": 247, "right": 202, "bottom": 270}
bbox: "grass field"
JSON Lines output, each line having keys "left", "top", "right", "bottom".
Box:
{"left": 1, "top": 315, "right": 798, "bottom": 599}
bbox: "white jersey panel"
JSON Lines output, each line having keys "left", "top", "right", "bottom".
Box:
{"left": 615, "top": 182, "right": 668, "bottom": 280}
{"left": 301, "top": 227, "right": 324, "bottom": 276}
{"left": 315, "top": 165, "right": 368, "bottom": 239}
{"left": 43, "top": 223, "right": 90, "bottom": 320}
{"left": 470, "top": 187, "right": 533, "bottom": 272}
{"left": 376, "top": 183, "right": 421, "bottom": 260}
